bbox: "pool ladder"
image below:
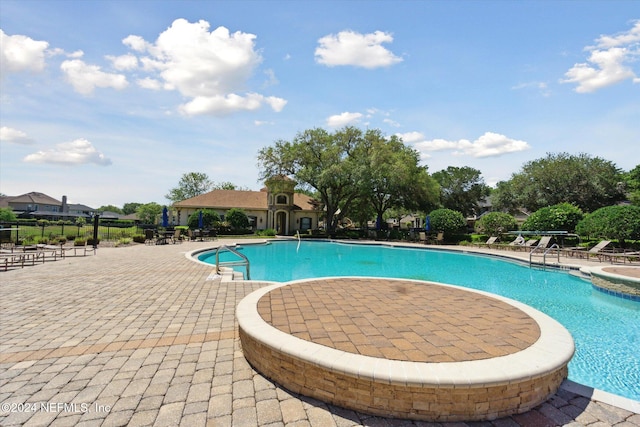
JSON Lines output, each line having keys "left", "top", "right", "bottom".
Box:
{"left": 530, "top": 243, "right": 560, "bottom": 269}
{"left": 214, "top": 245, "right": 250, "bottom": 280}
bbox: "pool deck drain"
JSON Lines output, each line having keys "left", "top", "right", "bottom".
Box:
{"left": 238, "top": 277, "right": 575, "bottom": 422}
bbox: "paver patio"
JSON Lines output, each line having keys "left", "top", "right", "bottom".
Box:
{"left": 1, "top": 239, "right": 638, "bottom": 426}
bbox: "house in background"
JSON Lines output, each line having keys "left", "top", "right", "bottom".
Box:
{"left": 0, "top": 192, "right": 97, "bottom": 221}
{"left": 173, "top": 176, "right": 323, "bottom": 235}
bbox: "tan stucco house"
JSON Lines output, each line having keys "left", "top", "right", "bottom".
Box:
{"left": 173, "top": 176, "right": 322, "bottom": 235}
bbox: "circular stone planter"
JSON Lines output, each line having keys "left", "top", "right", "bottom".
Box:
{"left": 237, "top": 278, "right": 574, "bottom": 422}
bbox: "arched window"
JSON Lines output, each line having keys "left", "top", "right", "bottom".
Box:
{"left": 276, "top": 195, "right": 287, "bottom": 204}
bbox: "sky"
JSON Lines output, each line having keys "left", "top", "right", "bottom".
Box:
{"left": 1, "top": 0, "right": 638, "bottom": 208}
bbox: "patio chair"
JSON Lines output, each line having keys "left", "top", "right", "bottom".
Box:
{"left": 172, "top": 228, "right": 183, "bottom": 244}
{"left": 432, "top": 232, "right": 444, "bottom": 244}
{"left": 144, "top": 229, "right": 156, "bottom": 245}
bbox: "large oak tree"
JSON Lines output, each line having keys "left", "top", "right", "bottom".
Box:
{"left": 493, "top": 152, "right": 625, "bottom": 213}
{"left": 257, "top": 127, "right": 439, "bottom": 234}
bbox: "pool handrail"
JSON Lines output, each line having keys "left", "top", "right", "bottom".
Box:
{"left": 215, "top": 245, "right": 251, "bottom": 280}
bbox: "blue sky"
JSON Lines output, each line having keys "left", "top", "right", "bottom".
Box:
{"left": 1, "top": 1, "right": 638, "bottom": 208}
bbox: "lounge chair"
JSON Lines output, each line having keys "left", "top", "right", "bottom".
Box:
{"left": 476, "top": 236, "right": 499, "bottom": 248}
{"left": 609, "top": 250, "right": 640, "bottom": 264}
{"left": 509, "top": 238, "right": 538, "bottom": 251}
{"left": 586, "top": 240, "right": 614, "bottom": 261}
{"left": 172, "top": 229, "right": 183, "bottom": 244}
{"left": 418, "top": 231, "right": 427, "bottom": 244}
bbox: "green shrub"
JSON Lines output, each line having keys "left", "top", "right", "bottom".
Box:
{"left": 226, "top": 208, "right": 250, "bottom": 230}
{"left": 428, "top": 208, "right": 466, "bottom": 233}
{"left": 87, "top": 237, "right": 100, "bottom": 246}
{"left": 576, "top": 205, "right": 640, "bottom": 246}
{"left": 522, "top": 203, "right": 584, "bottom": 232}
{"left": 187, "top": 209, "right": 221, "bottom": 229}
{"left": 475, "top": 212, "right": 518, "bottom": 236}
{"left": 132, "top": 234, "right": 146, "bottom": 244}
{"left": 74, "top": 238, "right": 86, "bottom": 246}
{"left": 256, "top": 228, "right": 276, "bottom": 237}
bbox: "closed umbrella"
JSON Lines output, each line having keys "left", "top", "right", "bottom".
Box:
{"left": 162, "top": 207, "right": 169, "bottom": 227}
{"left": 198, "top": 210, "right": 204, "bottom": 229}
{"left": 425, "top": 215, "right": 431, "bottom": 231}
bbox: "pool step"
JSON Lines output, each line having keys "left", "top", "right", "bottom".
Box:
{"left": 569, "top": 269, "right": 592, "bottom": 281}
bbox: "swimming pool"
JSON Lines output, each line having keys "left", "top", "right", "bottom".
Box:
{"left": 198, "top": 240, "right": 640, "bottom": 401}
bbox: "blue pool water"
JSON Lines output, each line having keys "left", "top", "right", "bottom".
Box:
{"left": 199, "top": 240, "right": 640, "bottom": 401}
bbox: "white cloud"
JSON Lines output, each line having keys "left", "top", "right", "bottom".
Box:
{"left": 326, "top": 111, "right": 364, "bottom": 127}
{"left": 60, "top": 59, "right": 128, "bottom": 95}
{"left": 136, "top": 77, "right": 162, "bottom": 90}
{"left": 0, "top": 126, "right": 35, "bottom": 144}
{"left": 122, "top": 35, "right": 150, "bottom": 52}
{"left": 396, "top": 131, "right": 425, "bottom": 144}
{"left": 315, "top": 30, "right": 403, "bottom": 68}
{"left": 106, "top": 53, "right": 138, "bottom": 71}
{"left": 410, "top": 132, "right": 530, "bottom": 158}
{"left": 0, "top": 30, "right": 49, "bottom": 73}
{"left": 511, "top": 81, "right": 551, "bottom": 97}
{"left": 123, "top": 18, "right": 284, "bottom": 115}
{"left": 562, "top": 21, "right": 640, "bottom": 93}
{"left": 23, "top": 138, "right": 112, "bottom": 166}
{"left": 179, "top": 93, "right": 286, "bottom": 115}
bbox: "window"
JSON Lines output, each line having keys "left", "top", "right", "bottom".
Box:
{"left": 300, "top": 217, "right": 312, "bottom": 231}
{"left": 276, "top": 195, "right": 287, "bottom": 204}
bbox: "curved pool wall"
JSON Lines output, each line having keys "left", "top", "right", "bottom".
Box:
{"left": 196, "top": 240, "right": 640, "bottom": 402}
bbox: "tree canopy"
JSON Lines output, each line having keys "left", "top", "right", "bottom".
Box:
{"left": 623, "top": 164, "right": 640, "bottom": 206}
{"left": 432, "top": 166, "right": 490, "bottom": 217}
{"left": 576, "top": 205, "right": 640, "bottom": 246}
{"left": 257, "top": 126, "right": 439, "bottom": 234}
{"left": 428, "top": 208, "right": 466, "bottom": 234}
{"left": 122, "top": 202, "right": 142, "bottom": 215}
{"left": 136, "top": 202, "right": 163, "bottom": 225}
{"left": 355, "top": 129, "right": 439, "bottom": 229}
{"left": 0, "top": 207, "right": 17, "bottom": 222}
{"left": 521, "top": 203, "right": 584, "bottom": 232}
{"left": 474, "top": 212, "right": 518, "bottom": 236}
{"left": 226, "top": 208, "right": 250, "bottom": 230}
{"left": 492, "top": 152, "right": 625, "bottom": 213}
{"left": 165, "top": 172, "right": 214, "bottom": 204}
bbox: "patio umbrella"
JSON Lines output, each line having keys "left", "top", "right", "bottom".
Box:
{"left": 198, "top": 210, "right": 204, "bottom": 229}
{"left": 162, "top": 207, "right": 169, "bottom": 227}
{"left": 425, "top": 215, "right": 431, "bottom": 231}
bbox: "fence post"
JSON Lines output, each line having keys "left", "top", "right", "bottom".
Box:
{"left": 93, "top": 215, "right": 100, "bottom": 249}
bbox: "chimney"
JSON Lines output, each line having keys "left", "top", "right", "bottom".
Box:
{"left": 62, "top": 195, "right": 68, "bottom": 213}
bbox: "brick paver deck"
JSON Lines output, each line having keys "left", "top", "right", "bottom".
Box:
{"left": 258, "top": 278, "right": 540, "bottom": 362}
{"left": 0, "top": 239, "right": 638, "bottom": 426}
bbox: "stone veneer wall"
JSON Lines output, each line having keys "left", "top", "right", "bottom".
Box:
{"left": 239, "top": 327, "right": 568, "bottom": 422}
{"left": 591, "top": 274, "right": 640, "bottom": 298}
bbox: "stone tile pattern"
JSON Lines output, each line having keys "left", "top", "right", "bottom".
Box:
{"left": 257, "top": 278, "right": 540, "bottom": 362}
{"left": 0, "top": 241, "right": 638, "bottom": 426}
